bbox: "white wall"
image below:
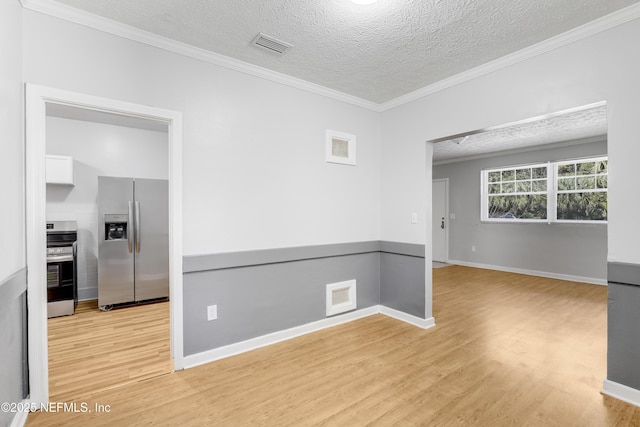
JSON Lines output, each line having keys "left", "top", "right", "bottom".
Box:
{"left": 46, "top": 116, "right": 168, "bottom": 299}
{"left": 23, "top": 10, "right": 382, "bottom": 256}
{"left": 0, "top": 2, "right": 24, "bottom": 424}
{"left": 0, "top": 0, "right": 24, "bottom": 280}
{"left": 381, "top": 18, "right": 640, "bottom": 266}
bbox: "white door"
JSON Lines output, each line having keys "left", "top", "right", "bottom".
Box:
{"left": 432, "top": 179, "right": 448, "bottom": 262}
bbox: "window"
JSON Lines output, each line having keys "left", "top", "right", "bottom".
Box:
{"left": 555, "top": 158, "right": 608, "bottom": 221}
{"left": 481, "top": 156, "right": 607, "bottom": 223}
{"left": 485, "top": 164, "right": 548, "bottom": 220}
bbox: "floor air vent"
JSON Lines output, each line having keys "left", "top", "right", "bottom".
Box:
{"left": 326, "top": 280, "right": 357, "bottom": 316}
{"left": 252, "top": 33, "right": 293, "bottom": 54}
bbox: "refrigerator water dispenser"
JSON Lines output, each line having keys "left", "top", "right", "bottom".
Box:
{"left": 104, "top": 214, "right": 128, "bottom": 240}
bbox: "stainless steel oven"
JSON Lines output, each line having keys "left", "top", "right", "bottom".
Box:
{"left": 46, "top": 221, "right": 78, "bottom": 318}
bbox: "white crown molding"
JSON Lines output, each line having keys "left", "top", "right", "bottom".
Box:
{"left": 21, "top": 0, "right": 640, "bottom": 113}
{"left": 379, "top": 2, "right": 640, "bottom": 112}
{"left": 20, "top": 0, "right": 381, "bottom": 112}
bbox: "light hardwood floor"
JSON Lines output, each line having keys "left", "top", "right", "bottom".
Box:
{"left": 46, "top": 300, "right": 171, "bottom": 402}
{"left": 28, "top": 266, "right": 640, "bottom": 425}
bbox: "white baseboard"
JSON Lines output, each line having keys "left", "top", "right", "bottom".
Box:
{"left": 448, "top": 259, "right": 607, "bottom": 286}
{"left": 183, "top": 304, "right": 436, "bottom": 369}
{"left": 379, "top": 306, "right": 436, "bottom": 329}
{"left": 9, "top": 399, "right": 30, "bottom": 427}
{"left": 603, "top": 379, "right": 640, "bottom": 408}
{"left": 183, "top": 305, "right": 380, "bottom": 368}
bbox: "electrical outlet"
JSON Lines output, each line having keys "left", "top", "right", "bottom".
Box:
{"left": 207, "top": 304, "right": 218, "bottom": 321}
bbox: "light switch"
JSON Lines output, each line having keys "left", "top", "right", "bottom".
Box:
{"left": 449, "top": 213, "right": 456, "bottom": 220}
{"left": 411, "top": 212, "right": 418, "bottom": 224}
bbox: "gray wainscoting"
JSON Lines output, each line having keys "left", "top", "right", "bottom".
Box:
{"left": 380, "top": 241, "right": 425, "bottom": 258}
{"left": 607, "top": 262, "right": 640, "bottom": 390}
{"left": 380, "top": 253, "right": 426, "bottom": 318}
{"left": 183, "top": 252, "right": 381, "bottom": 355}
{"left": 183, "top": 241, "right": 426, "bottom": 356}
{"left": 184, "top": 241, "right": 381, "bottom": 272}
{"left": 0, "top": 268, "right": 28, "bottom": 427}
{"left": 379, "top": 241, "right": 426, "bottom": 318}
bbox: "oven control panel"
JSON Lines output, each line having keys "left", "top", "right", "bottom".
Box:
{"left": 47, "top": 246, "right": 74, "bottom": 256}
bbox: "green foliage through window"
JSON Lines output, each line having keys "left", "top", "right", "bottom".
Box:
{"left": 482, "top": 157, "right": 607, "bottom": 222}
{"left": 489, "top": 195, "right": 547, "bottom": 220}
{"left": 555, "top": 159, "right": 607, "bottom": 221}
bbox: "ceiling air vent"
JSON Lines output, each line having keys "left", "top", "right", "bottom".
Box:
{"left": 252, "top": 33, "right": 293, "bottom": 54}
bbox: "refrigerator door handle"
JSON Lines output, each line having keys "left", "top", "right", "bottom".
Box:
{"left": 135, "top": 201, "right": 141, "bottom": 253}
{"left": 128, "top": 201, "right": 134, "bottom": 253}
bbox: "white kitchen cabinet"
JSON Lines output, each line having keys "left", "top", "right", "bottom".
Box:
{"left": 46, "top": 155, "right": 74, "bottom": 185}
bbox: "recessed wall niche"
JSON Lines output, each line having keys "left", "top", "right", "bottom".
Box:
{"left": 326, "top": 129, "right": 356, "bottom": 166}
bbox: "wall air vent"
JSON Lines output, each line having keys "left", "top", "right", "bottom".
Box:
{"left": 326, "top": 280, "right": 357, "bottom": 317}
{"left": 252, "top": 33, "right": 293, "bottom": 54}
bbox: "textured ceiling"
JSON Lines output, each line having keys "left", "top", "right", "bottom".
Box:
{"left": 49, "top": 0, "right": 640, "bottom": 104}
{"left": 432, "top": 104, "right": 607, "bottom": 163}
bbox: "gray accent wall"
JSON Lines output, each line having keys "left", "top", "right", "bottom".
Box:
{"left": 607, "top": 262, "right": 640, "bottom": 390}
{"left": 433, "top": 140, "right": 608, "bottom": 281}
{"left": 183, "top": 241, "right": 425, "bottom": 356}
{"left": 184, "top": 252, "right": 381, "bottom": 355}
{"left": 0, "top": 269, "right": 28, "bottom": 427}
{"left": 380, "top": 253, "right": 425, "bottom": 317}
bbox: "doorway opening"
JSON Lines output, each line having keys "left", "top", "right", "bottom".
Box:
{"left": 46, "top": 105, "right": 171, "bottom": 400}
{"left": 428, "top": 102, "right": 608, "bottom": 283}
{"left": 26, "top": 84, "right": 184, "bottom": 404}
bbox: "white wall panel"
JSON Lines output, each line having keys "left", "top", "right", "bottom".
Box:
{"left": 23, "top": 10, "right": 381, "bottom": 255}
{"left": 0, "top": 0, "right": 24, "bottom": 280}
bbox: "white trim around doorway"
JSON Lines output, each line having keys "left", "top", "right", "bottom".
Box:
{"left": 25, "top": 84, "right": 184, "bottom": 405}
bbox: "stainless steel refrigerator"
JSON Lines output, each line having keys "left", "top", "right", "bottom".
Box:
{"left": 98, "top": 176, "right": 169, "bottom": 308}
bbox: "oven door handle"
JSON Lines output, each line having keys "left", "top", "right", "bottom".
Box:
{"left": 47, "top": 254, "right": 74, "bottom": 263}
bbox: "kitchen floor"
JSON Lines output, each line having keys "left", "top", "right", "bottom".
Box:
{"left": 47, "top": 300, "right": 171, "bottom": 402}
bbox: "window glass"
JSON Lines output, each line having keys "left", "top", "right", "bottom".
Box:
{"left": 482, "top": 157, "right": 607, "bottom": 223}
{"left": 555, "top": 159, "right": 607, "bottom": 222}
{"left": 485, "top": 164, "right": 548, "bottom": 220}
